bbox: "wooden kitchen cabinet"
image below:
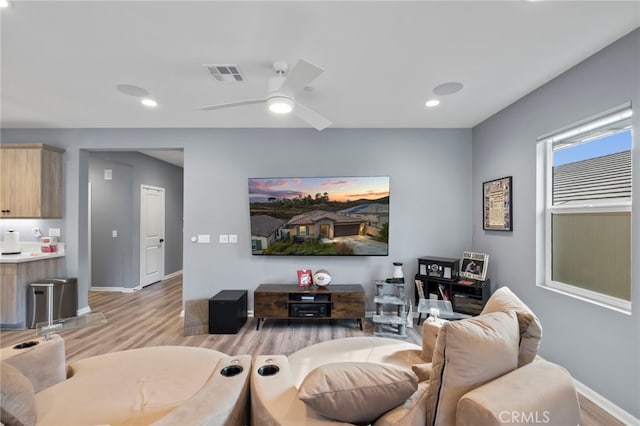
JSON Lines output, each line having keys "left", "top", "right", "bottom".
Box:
{"left": 0, "top": 144, "right": 64, "bottom": 218}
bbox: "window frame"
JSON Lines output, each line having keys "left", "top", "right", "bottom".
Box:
{"left": 537, "top": 103, "right": 632, "bottom": 313}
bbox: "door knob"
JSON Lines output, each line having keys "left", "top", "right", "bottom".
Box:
{"left": 160, "top": 238, "right": 165, "bottom": 243}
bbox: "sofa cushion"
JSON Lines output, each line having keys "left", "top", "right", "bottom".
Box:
{"left": 34, "top": 346, "right": 226, "bottom": 426}
{"left": 374, "top": 381, "right": 430, "bottom": 426}
{"left": 425, "top": 311, "right": 520, "bottom": 426}
{"left": 456, "top": 359, "right": 581, "bottom": 426}
{"left": 411, "top": 363, "right": 432, "bottom": 382}
{"left": 480, "top": 286, "right": 543, "bottom": 366}
{"left": 298, "top": 362, "right": 418, "bottom": 424}
{"left": 421, "top": 318, "right": 445, "bottom": 361}
{"left": 1, "top": 363, "right": 37, "bottom": 426}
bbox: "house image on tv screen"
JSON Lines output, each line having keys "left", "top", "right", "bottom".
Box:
{"left": 248, "top": 176, "right": 390, "bottom": 256}
{"left": 339, "top": 203, "right": 389, "bottom": 236}
{"left": 287, "top": 210, "right": 365, "bottom": 240}
{"left": 250, "top": 215, "right": 286, "bottom": 253}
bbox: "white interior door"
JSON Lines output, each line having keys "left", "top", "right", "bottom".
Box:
{"left": 140, "top": 185, "right": 165, "bottom": 287}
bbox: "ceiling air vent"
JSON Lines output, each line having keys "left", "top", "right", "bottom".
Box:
{"left": 204, "top": 64, "right": 245, "bottom": 82}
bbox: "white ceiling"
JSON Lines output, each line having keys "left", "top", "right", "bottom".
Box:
{"left": 138, "top": 149, "right": 184, "bottom": 168}
{"left": 1, "top": 1, "right": 638, "bottom": 130}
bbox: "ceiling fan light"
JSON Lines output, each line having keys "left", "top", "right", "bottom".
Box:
{"left": 268, "top": 96, "right": 294, "bottom": 114}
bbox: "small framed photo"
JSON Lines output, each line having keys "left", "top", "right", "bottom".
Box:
{"left": 483, "top": 176, "right": 512, "bottom": 231}
{"left": 460, "top": 251, "right": 489, "bottom": 282}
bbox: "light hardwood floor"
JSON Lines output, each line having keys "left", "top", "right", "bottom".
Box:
{"left": 0, "top": 275, "right": 623, "bottom": 425}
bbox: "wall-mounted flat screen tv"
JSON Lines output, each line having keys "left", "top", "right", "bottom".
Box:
{"left": 249, "top": 176, "right": 390, "bottom": 256}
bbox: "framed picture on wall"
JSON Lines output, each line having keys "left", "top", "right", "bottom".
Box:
{"left": 483, "top": 176, "right": 512, "bottom": 231}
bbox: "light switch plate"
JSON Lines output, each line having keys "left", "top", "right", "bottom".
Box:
{"left": 112, "top": 230, "right": 118, "bottom": 238}
{"left": 104, "top": 169, "right": 113, "bottom": 180}
{"left": 229, "top": 234, "right": 238, "bottom": 244}
{"left": 49, "top": 228, "right": 61, "bottom": 237}
{"left": 197, "top": 234, "right": 211, "bottom": 244}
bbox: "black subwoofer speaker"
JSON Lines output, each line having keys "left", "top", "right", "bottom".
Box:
{"left": 208, "top": 290, "right": 248, "bottom": 334}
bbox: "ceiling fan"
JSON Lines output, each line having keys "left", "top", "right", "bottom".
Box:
{"left": 200, "top": 59, "right": 331, "bottom": 131}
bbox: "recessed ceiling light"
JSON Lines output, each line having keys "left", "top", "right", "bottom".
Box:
{"left": 0, "top": 0, "right": 12, "bottom": 8}
{"left": 425, "top": 99, "right": 440, "bottom": 108}
{"left": 141, "top": 98, "right": 158, "bottom": 107}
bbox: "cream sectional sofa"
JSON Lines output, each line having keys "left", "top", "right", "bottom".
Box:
{"left": 0, "top": 335, "right": 251, "bottom": 426}
{"left": 1, "top": 287, "right": 581, "bottom": 426}
{"left": 252, "top": 287, "right": 582, "bottom": 425}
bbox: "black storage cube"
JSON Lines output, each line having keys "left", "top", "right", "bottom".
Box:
{"left": 208, "top": 290, "right": 248, "bottom": 334}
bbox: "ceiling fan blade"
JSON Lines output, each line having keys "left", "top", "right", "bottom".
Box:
{"left": 199, "top": 98, "right": 266, "bottom": 111}
{"left": 295, "top": 102, "right": 331, "bottom": 131}
{"left": 279, "top": 59, "right": 324, "bottom": 96}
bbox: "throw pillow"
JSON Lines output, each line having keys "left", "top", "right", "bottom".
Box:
{"left": 1, "top": 363, "right": 37, "bottom": 426}
{"left": 298, "top": 362, "right": 418, "bottom": 424}
{"left": 425, "top": 311, "right": 520, "bottom": 426}
{"left": 481, "top": 286, "right": 543, "bottom": 366}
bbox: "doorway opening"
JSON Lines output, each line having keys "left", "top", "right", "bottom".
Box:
{"left": 86, "top": 149, "right": 183, "bottom": 291}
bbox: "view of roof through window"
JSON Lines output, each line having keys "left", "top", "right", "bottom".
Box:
{"left": 552, "top": 127, "right": 632, "bottom": 205}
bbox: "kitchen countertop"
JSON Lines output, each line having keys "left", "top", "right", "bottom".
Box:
{"left": 0, "top": 243, "right": 65, "bottom": 264}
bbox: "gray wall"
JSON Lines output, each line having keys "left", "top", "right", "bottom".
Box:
{"left": 180, "top": 129, "right": 472, "bottom": 310}
{"left": 89, "top": 155, "right": 134, "bottom": 287}
{"left": 88, "top": 151, "right": 184, "bottom": 288}
{"left": 471, "top": 29, "right": 640, "bottom": 416}
{"left": 0, "top": 128, "right": 472, "bottom": 314}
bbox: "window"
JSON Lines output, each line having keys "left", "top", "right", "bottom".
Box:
{"left": 537, "top": 103, "right": 632, "bottom": 311}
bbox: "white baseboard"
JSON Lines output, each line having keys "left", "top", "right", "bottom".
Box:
{"left": 164, "top": 270, "right": 183, "bottom": 280}
{"left": 574, "top": 378, "right": 639, "bottom": 425}
{"left": 90, "top": 286, "right": 141, "bottom": 293}
{"left": 77, "top": 306, "right": 92, "bottom": 316}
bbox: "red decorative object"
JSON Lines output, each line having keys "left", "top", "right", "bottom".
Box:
{"left": 297, "top": 269, "right": 313, "bottom": 287}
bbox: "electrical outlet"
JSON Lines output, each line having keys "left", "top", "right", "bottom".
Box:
{"left": 219, "top": 234, "right": 229, "bottom": 244}
{"left": 197, "top": 234, "right": 211, "bottom": 244}
{"left": 49, "top": 228, "right": 61, "bottom": 237}
{"left": 229, "top": 234, "right": 238, "bottom": 244}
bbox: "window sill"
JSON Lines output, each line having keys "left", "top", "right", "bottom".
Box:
{"left": 536, "top": 282, "right": 631, "bottom": 315}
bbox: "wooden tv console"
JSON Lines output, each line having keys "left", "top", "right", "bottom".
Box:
{"left": 253, "top": 284, "right": 365, "bottom": 330}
